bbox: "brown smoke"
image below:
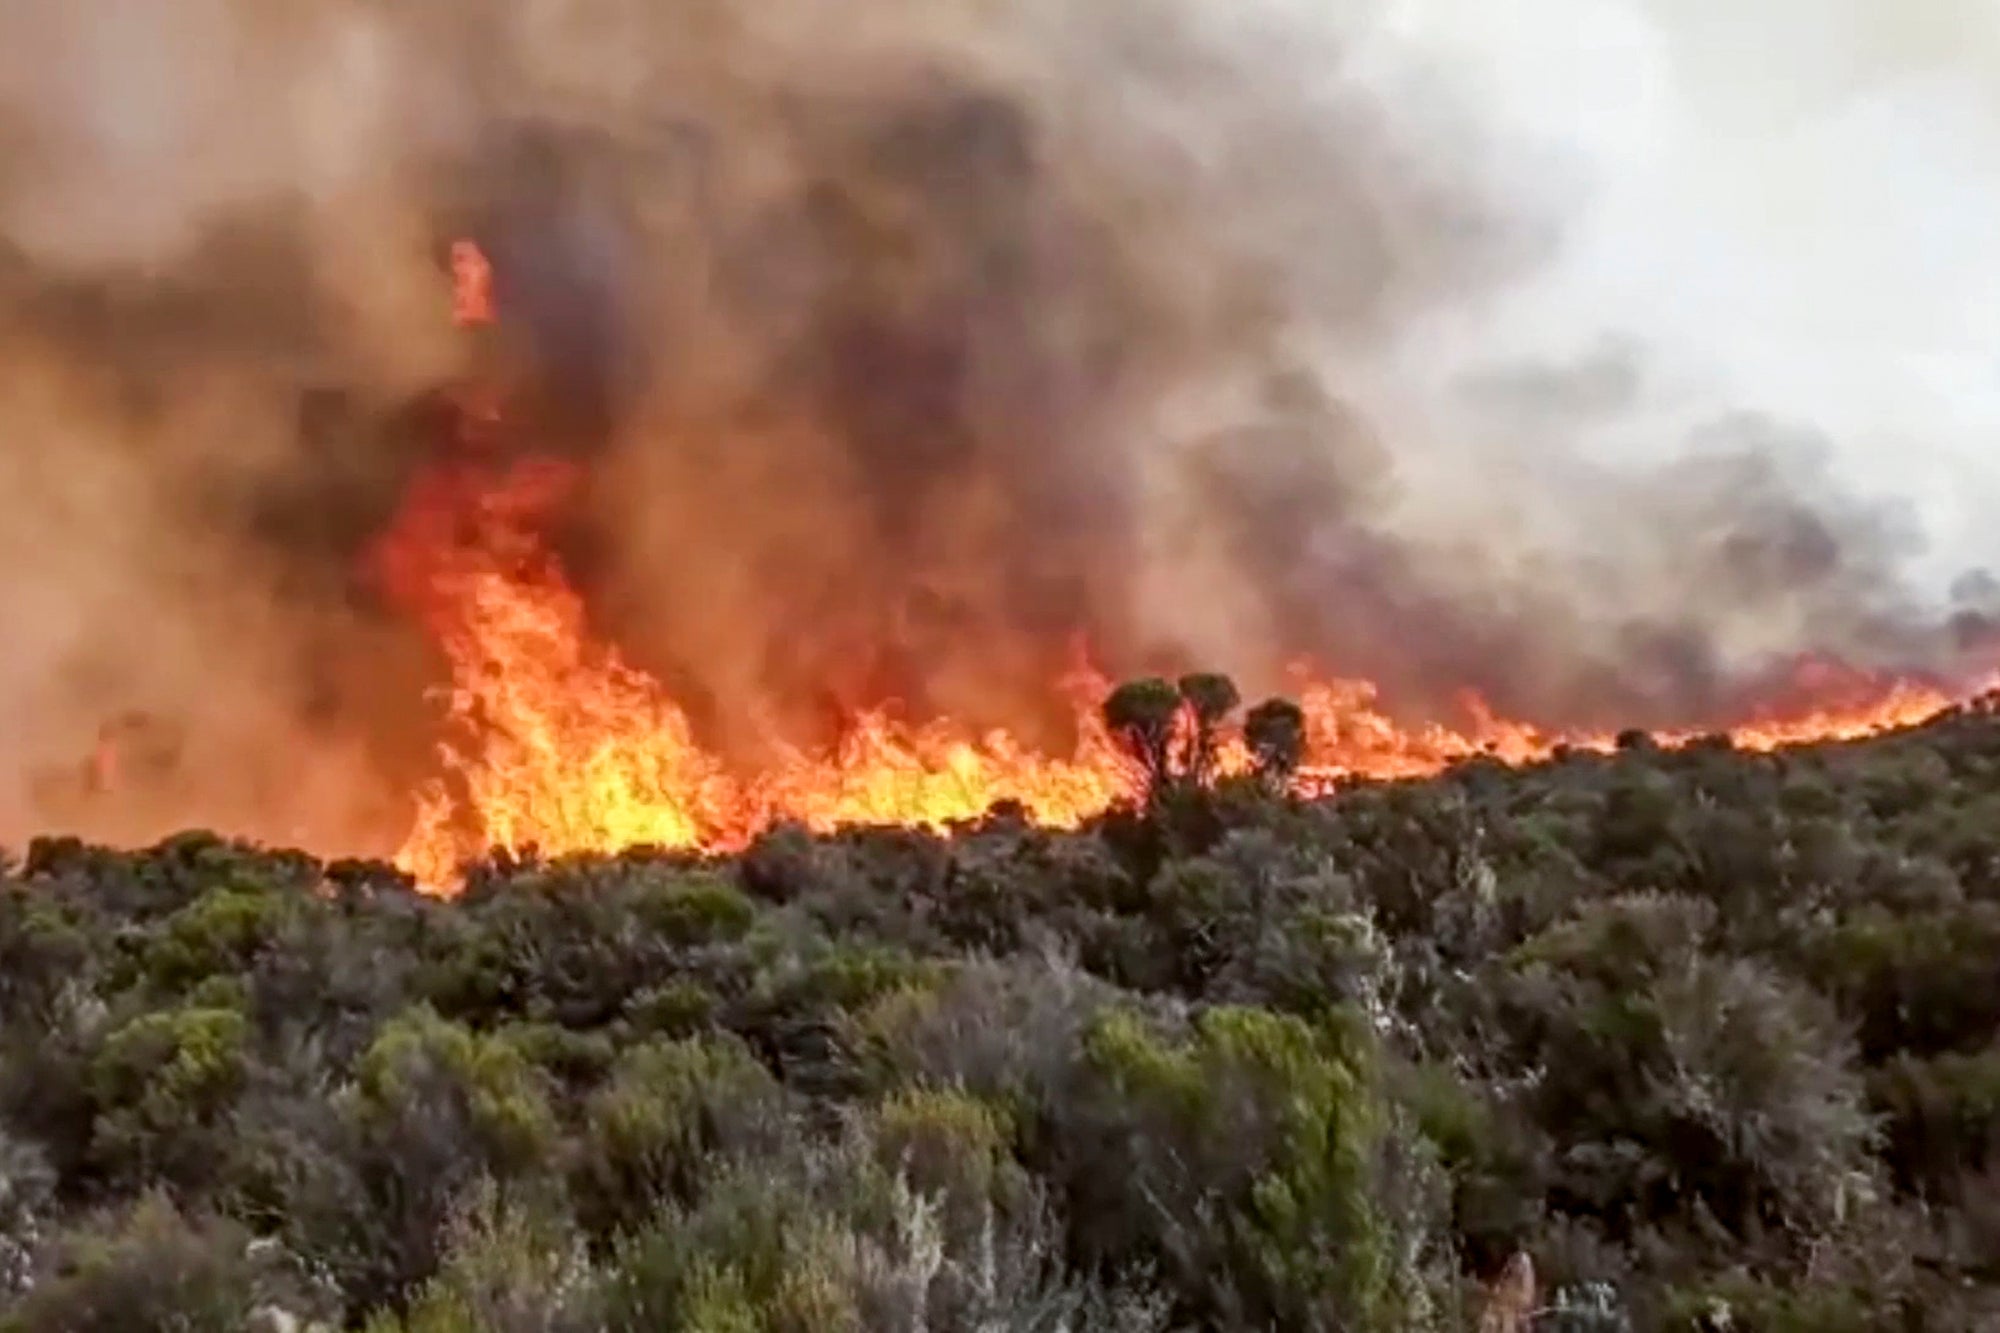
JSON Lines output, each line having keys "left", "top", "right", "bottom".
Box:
{"left": 0, "top": 0, "right": 1991, "bottom": 851}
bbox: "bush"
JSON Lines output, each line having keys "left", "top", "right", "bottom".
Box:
{"left": 851, "top": 953, "right": 1113, "bottom": 1125}
{"left": 352, "top": 1008, "right": 558, "bottom": 1172}
{"left": 1502, "top": 899, "right": 1877, "bottom": 1253}
{"left": 143, "top": 886, "right": 299, "bottom": 994}
{"left": 230, "top": 1006, "right": 561, "bottom": 1315}
{"left": 574, "top": 1035, "right": 786, "bottom": 1240}
{"left": 5, "top": 702, "right": 2000, "bottom": 1325}
{"left": 0, "top": 1131, "right": 54, "bottom": 1297}
{"left": 1871, "top": 1045, "right": 2000, "bottom": 1198}
{"left": 0, "top": 890, "right": 95, "bottom": 1025}
{"left": 87, "top": 1003, "right": 250, "bottom": 1190}
{"left": 366, "top": 1181, "right": 602, "bottom": 1333}
{"left": 868, "top": 1087, "right": 1027, "bottom": 1247}
{"left": 1141, "top": 828, "right": 1383, "bottom": 1013}
{"left": 1064, "top": 1004, "right": 1450, "bottom": 1330}
{"left": 2, "top": 1193, "right": 257, "bottom": 1333}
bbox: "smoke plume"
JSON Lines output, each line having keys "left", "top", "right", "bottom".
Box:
{"left": 0, "top": 0, "right": 1995, "bottom": 851}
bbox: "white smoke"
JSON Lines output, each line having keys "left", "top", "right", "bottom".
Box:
{"left": 1347, "top": 0, "right": 2000, "bottom": 600}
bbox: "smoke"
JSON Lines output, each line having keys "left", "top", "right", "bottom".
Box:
{"left": 1337, "top": 0, "right": 2000, "bottom": 710}
{"left": 0, "top": 0, "right": 1994, "bottom": 847}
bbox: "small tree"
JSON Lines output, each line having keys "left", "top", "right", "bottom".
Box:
{"left": 1244, "top": 698, "right": 1308, "bottom": 791}
{"left": 1103, "top": 678, "right": 1184, "bottom": 797}
{"left": 1106, "top": 676, "right": 1305, "bottom": 806}
{"left": 1177, "top": 673, "right": 1242, "bottom": 785}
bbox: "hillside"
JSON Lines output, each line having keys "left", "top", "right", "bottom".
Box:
{"left": 3, "top": 698, "right": 2000, "bottom": 1331}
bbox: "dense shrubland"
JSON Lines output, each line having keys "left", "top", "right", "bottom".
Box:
{"left": 2, "top": 682, "right": 1999, "bottom": 1330}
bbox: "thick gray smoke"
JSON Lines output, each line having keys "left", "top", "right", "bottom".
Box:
{"left": 0, "top": 0, "right": 1994, "bottom": 850}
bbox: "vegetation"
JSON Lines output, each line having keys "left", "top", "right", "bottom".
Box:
{"left": 2, "top": 681, "right": 1999, "bottom": 1330}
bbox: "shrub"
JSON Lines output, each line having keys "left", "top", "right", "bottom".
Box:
{"left": 1142, "top": 828, "right": 1382, "bottom": 1013}
{"left": 1504, "top": 900, "right": 1876, "bottom": 1255}
{"left": 352, "top": 1007, "right": 558, "bottom": 1172}
{"left": 87, "top": 1003, "right": 250, "bottom": 1189}
{"left": 623, "top": 980, "right": 722, "bottom": 1038}
{"left": 1065, "top": 1003, "right": 1449, "bottom": 1330}
{"left": 1799, "top": 904, "right": 2000, "bottom": 1060}
{"left": 574, "top": 1035, "right": 786, "bottom": 1239}
{"left": 0, "top": 1131, "right": 54, "bottom": 1296}
{"left": 238, "top": 1007, "right": 561, "bottom": 1313}
{"left": 868, "top": 1087, "right": 1026, "bottom": 1247}
{"left": 851, "top": 953, "right": 1113, "bottom": 1124}
{"left": 1870, "top": 1045, "right": 2000, "bottom": 1199}
{"left": 1659, "top": 1276, "right": 1886, "bottom": 1333}
{"left": 144, "top": 886, "right": 298, "bottom": 994}
{"left": 7, "top": 700, "right": 2000, "bottom": 1324}
{"left": 628, "top": 872, "right": 758, "bottom": 948}
{"left": 2, "top": 1193, "right": 256, "bottom": 1333}
{"left": 365, "top": 1180, "right": 602, "bottom": 1333}
{"left": 0, "top": 890, "right": 95, "bottom": 1025}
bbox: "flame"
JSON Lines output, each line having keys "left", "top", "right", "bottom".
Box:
{"left": 370, "top": 453, "right": 1132, "bottom": 890}
{"left": 373, "top": 243, "right": 1978, "bottom": 892}
{"left": 449, "top": 238, "right": 494, "bottom": 328}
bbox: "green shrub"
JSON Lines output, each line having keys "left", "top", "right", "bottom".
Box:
{"left": 144, "top": 886, "right": 297, "bottom": 993}
{"left": 629, "top": 873, "right": 758, "bottom": 947}
{"left": 624, "top": 979, "right": 721, "bottom": 1038}
{"left": 1069, "top": 1004, "right": 1448, "bottom": 1330}
{"left": 88, "top": 1003, "right": 249, "bottom": 1187}
{"left": 0, "top": 1130, "right": 54, "bottom": 1296}
{"left": 849, "top": 954, "right": 1111, "bottom": 1126}
{"left": 352, "top": 1007, "right": 557, "bottom": 1171}
{"left": 575, "top": 1035, "right": 785, "bottom": 1239}
{"left": 869, "top": 1086, "right": 1027, "bottom": 1246}
{"left": 2, "top": 1193, "right": 256, "bottom": 1333}
{"left": 254, "top": 1007, "right": 566, "bottom": 1312}
{"left": 1800, "top": 904, "right": 2000, "bottom": 1060}
{"left": 0, "top": 891, "right": 95, "bottom": 1024}
{"left": 600, "top": 1156, "right": 819, "bottom": 1331}
{"left": 1871, "top": 1045, "right": 2000, "bottom": 1197}
{"left": 1661, "top": 1276, "right": 1886, "bottom": 1333}
{"left": 8, "top": 700, "right": 2000, "bottom": 1325}
{"left": 365, "top": 1180, "right": 602, "bottom": 1333}
{"left": 1504, "top": 901, "right": 1876, "bottom": 1253}
{"left": 492, "top": 1021, "right": 618, "bottom": 1091}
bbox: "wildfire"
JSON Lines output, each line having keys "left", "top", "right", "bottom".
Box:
{"left": 370, "top": 450, "right": 1133, "bottom": 890}
{"left": 370, "top": 242, "right": 1971, "bottom": 892}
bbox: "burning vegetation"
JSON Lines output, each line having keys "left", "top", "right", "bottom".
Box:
{"left": 294, "top": 240, "right": 1976, "bottom": 893}
{"left": 1, "top": 3, "right": 1996, "bottom": 893}
{"left": 4, "top": 6, "right": 2000, "bottom": 1328}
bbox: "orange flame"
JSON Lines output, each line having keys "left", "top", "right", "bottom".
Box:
{"left": 450, "top": 238, "right": 494, "bottom": 328}
{"left": 375, "top": 243, "right": 1977, "bottom": 892}
{"left": 368, "top": 419, "right": 1130, "bottom": 890}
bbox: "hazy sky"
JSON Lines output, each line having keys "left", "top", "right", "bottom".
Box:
{"left": 1346, "top": 0, "right": 2000, "bottom": 593}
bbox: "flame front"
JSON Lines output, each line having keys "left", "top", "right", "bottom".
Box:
{"left": 371, "top": 244, "right": 1971, "bottom": 891}
{"left": 370, "top": 453, "right": 1133, "bottom": 889}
